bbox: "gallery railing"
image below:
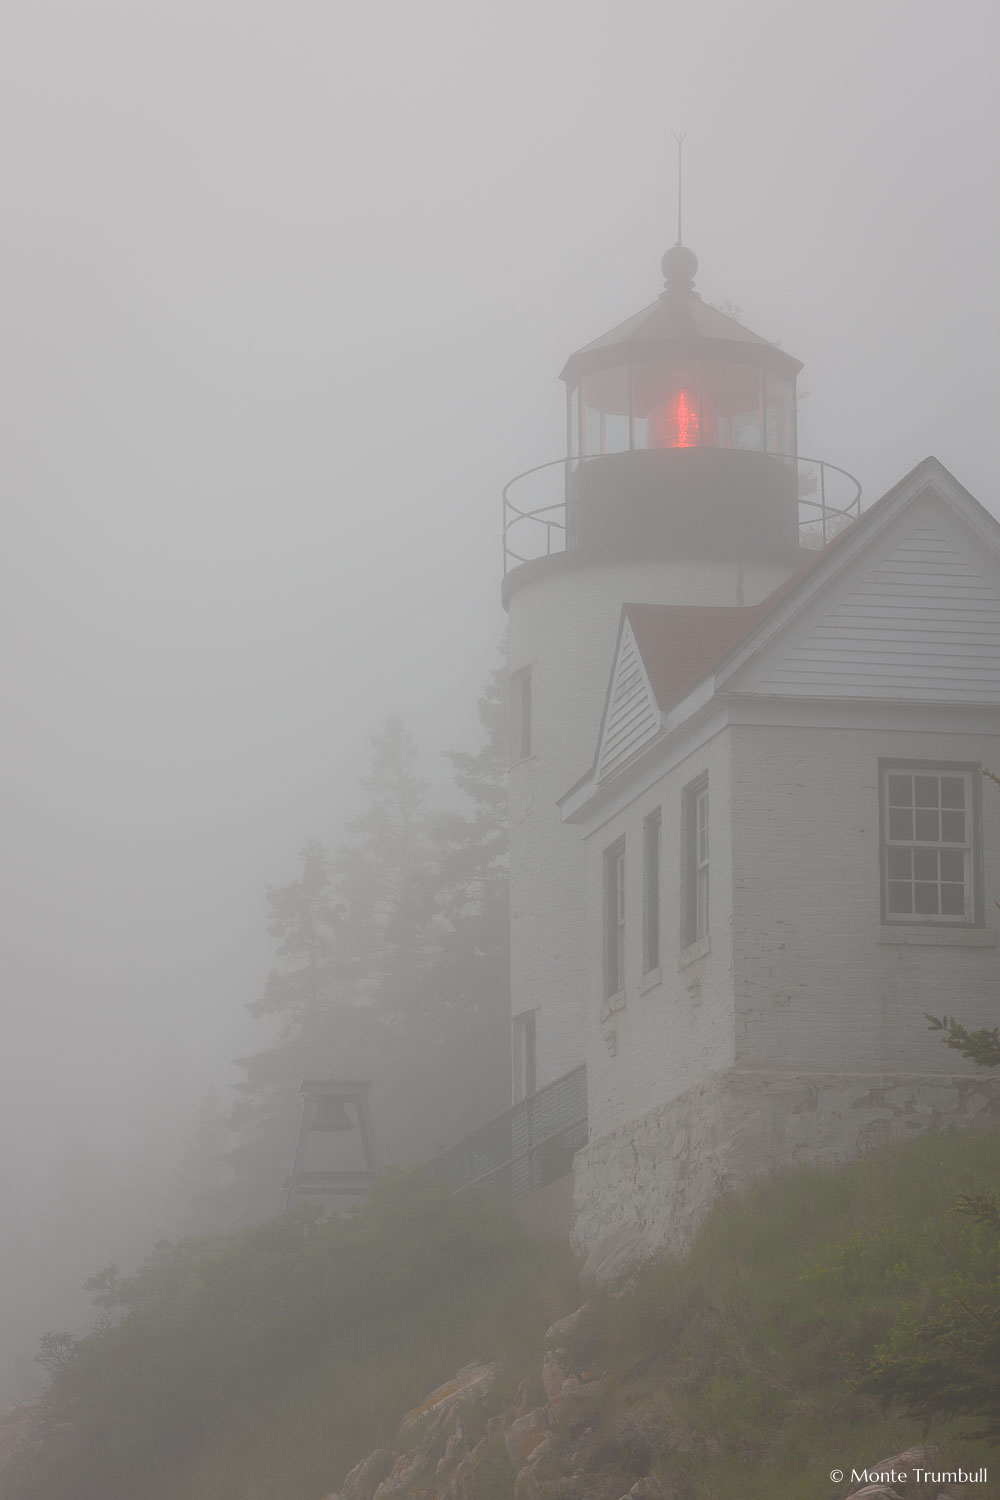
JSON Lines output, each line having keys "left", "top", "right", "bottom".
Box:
{"left": 502, "top": 452, "right": 863, "bottom": 572}
{"left": 426, "top": 1064, "right": 588, "bottom": 1203}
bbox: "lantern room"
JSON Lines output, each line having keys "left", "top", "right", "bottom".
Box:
{"left": 563, "top": 245, "right": 800, "bottom": 461}
{"left": 556, "top": 243, "right": 805, "bottom": 567}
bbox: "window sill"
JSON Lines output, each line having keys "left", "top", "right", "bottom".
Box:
{"left": 639, "top": 966, "right": 662, "bottom": 994}
{"left": 879, "top": 927, "right": 997, "bottom": 947}
{"left": 601, "top": 990, "right": 626, "bottom": 1022}
{"left": 679, "top": 935, "right": 711, "bottom": 968}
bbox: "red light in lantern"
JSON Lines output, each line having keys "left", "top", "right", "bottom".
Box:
{"left": 652, "top": 389, "right": 700, "bottom": 448}
{"left": 675, "top": 390, "right": 699, "bottom": 447}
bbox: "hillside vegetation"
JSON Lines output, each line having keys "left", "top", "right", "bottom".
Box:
{"left": 9, "top": 1130, "right": 1000, "bottom": 1500}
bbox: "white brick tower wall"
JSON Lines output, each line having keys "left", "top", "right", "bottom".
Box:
{"left": 506, "top": 552, "right": 792, "bottom": 1094}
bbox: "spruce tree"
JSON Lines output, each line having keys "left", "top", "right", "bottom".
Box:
{"left": 166, "top": 1086, "right": 232, "bottom": 1238}
{"left": 424, "top": 661, "right": 511, "bottom": 1145}
{"left": 211, "top": 677, "right": 513, "bottom": 1227}
{"left": 334, "top": 715, "right": 439, "bottom": 1035}
{"left": 227, "top": 839, "right": 350, "bottom": 1224}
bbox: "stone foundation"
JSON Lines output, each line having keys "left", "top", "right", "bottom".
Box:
{"left": 571, "top": 1068, "right": 1000, "bottom": 1280}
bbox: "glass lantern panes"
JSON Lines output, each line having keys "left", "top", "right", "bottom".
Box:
{"left": 570, "top": 359, "right": 795, "bottom": 459}
{"left": 764, "top": 372, "right": 795, "bottom": 456}
{"left": 581, "top": 367, "right": 630, "bottom": 456}
{"left": 702, "top": 363, "right": 763, "bottom": 450}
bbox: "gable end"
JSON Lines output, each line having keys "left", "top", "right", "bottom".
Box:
{"left": 595, "top": 620, "right": 661, "bottom": 780}
{"left": 753, "top": 523, "right": 1000, "bottom": 702}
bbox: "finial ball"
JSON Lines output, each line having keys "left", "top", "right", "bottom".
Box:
{"left": 661, "top": 243, "right": 698, "bottom": 284}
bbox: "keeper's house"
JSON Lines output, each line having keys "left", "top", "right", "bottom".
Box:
{"left": 558, "top": 461, "right": 1000, "bottom": 1274}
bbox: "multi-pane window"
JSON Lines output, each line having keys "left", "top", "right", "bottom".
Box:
{"left": 604, "top": 839, "right": 626, "bottom": 997}
{"left": 643, "top": 809, "right": 661, "bottom": 974}
{"left": 508, "top": 667, "right": 532, "bottom": 764}
{"left": 882, "top": 766, "right": 976, "bottom": 923}
{"left": 682, "top": 777, "right": 710, "bottom": 948}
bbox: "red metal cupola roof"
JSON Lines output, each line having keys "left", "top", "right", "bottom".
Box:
{"left": 559, "top": 244, "right": 803, "bottom": 386}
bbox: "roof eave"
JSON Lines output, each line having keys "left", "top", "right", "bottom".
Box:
{"left": 559, "top": 337, "right": 803, "bottom": 386}
{"left": 560, "top": 690, "right": 722, "bottom": 824}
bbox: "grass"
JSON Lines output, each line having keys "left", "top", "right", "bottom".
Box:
{"left": 23, "top": 1131, "right": 1000, "bottom": 1500}
{"left": 181, "top": 1128, "right": 1000, "bottom": 1499}
{"left": 549, "top": 1128, "right": 1000, "bottom": 1499}
{"left": 177, "top": 1218, "right": 578, "bottom": 1500}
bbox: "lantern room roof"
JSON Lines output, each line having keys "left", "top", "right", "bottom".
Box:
{"left": 559, "top": 245, "right": 803, "bottom": 386}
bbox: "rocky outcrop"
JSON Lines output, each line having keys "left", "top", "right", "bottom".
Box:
{"left": 323, "top": 1315, "right": 604, "bottom": 1500}
{"left": 323, "top": 1333, "right": 971, "bottom": 1500}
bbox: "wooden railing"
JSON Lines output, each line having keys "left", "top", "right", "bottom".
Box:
{"left": 426, "top": 1065, "right": 588, "bottom": 1202}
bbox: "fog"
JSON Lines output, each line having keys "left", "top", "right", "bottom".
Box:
{"left": 2, "top": 0, "right": 998, "bottom": 1401}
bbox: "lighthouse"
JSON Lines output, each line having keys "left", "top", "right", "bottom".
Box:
{"left": 497, "top": 235, "right": 1000, "bottom": 1274}
{"left": 503, "top": 241, "right": 858, "bottom": 1104}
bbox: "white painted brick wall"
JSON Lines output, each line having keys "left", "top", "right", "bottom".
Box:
{"left": 581, "top": 729, "right": 736, "bottom": 1143}
{"left": 507, "top": 555, "right": 789, "bottom": 1095}
{"left": 731, "top": 723, "right": 1000, "bottom": 1076}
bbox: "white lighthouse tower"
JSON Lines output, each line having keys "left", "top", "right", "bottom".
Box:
{"left": 503, "top": 241, "right": 841, "bottom": 1101}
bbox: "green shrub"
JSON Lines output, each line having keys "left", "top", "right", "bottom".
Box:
{"left": 24, "top": 1173, "right": 576, "bottom": 1500}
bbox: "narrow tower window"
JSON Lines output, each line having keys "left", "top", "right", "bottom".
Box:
{"left": 511, "top": 1010, "right": 536, "bottom": 1103}
{"left": 643, "top": 809, "right": 661, "bottom": 974}
{"left": 604, "top": 839, "right": 626, "bottom": 998}
{"left": 509, "top": 666, "right": 532, "bottom": 764}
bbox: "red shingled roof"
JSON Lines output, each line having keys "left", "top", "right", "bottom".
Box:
{"left": 625, "top": 602, "right": 768, "bottom": 711}
{"left": 623, "top": 513, "right": 866, "bottom": 712}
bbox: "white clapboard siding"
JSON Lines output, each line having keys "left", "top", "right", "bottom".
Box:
{"left": 758, "top": 526, "right": 1000, "bottom": 701}
{"left": 596, "top": 622, "right": 661, "bottom": 779}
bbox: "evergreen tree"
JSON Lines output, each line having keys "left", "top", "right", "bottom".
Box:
{"left": 214, "top": 676, "right": 513, "bottom": 1226}
{"left": 436, "top": 661, "right": 509, "bottom": 997}
{"left": 227, "top": 839, "right": 350, "bottom": 1224}
{"left": 252, "top": 839, "right": 343, "bottom": 1036}
{"left": 423, "top": 662, "right": 511, "bottom": 1143}
{"left": 225, "top": 723, "right": 444, "bottom": 1217}
{"left": 334, "top": 715, "right": 439, "bottom": 1034}
{"left": 166, "top": 1086, "right": 232, "bottom": 1238}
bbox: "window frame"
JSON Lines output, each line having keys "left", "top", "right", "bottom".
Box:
{"left": 681, "top": 775, "right": 710, "bottom": 950}
{"left": 604, "top": 837, "right": 626, "bottom": 999}
{"left": 511, "top": 1009, "right": 537, "bottom": 1103}
{"left": 642, "top": 808, "right": 662, "bottom": 975}
{"left": 879, "top": 760, "right": 983, "bottom": 928}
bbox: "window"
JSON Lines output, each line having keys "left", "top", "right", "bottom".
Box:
{"left": 512, "top": 1010, "right": 536, "bottom": 1103}
{"left": 604, "top": 839, "right": 626, "bottom": 998}
{"left": 643, "top": 809, "right": 661, "bottom": 974}
{"left": 881, "top": 764, "right": 980, "bottom": 925}
{"left": 509, "top": 667, "right": 532, "bottom": 764}
{"left": 682, "top": 777, "right": 709, "bottom": 948}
